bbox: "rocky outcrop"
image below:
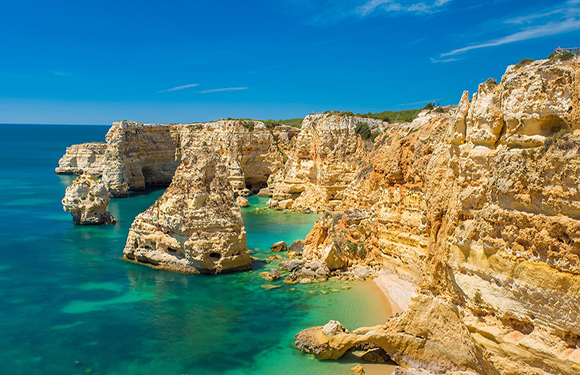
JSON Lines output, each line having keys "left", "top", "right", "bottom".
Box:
{"left": 296, "top": 59, "right": 580, "bottom": 374}
{"left": 62, "top": 175, "right": 115, "bottom": 225}
{"left": 56, "top": 142, "right": 107, "bottom": 175}
{"left": 100, "top": 119, "right": 297, "bottom": 197}
{"left": 102, "top": 121, "right": 181, "bottom": 197}
{"left": 123, "top": 149, "right": 252, "bottom": 274}
{"left": 267, "top": 114, "right": 388, "bottom": 212}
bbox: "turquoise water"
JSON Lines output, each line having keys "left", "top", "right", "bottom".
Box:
{"left": 0, "top": 124, "right": 392, "bottom": 375}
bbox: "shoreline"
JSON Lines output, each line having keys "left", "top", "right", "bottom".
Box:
{"left": 372, "top": 270, "right": 417, "bottom": 315}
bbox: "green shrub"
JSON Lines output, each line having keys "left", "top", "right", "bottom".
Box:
{"left": 474, "top": 291, "right": 483, "bottom": 304}
{"left": 424, "top": 103, "right": 434, "bottom": 110}
{"left": 514, "top": 58, "right": 534, "bottom": 69}
{"left": 559, "top": 51, "right": 575, "bottom": 61}
{"left": 239, "top": 119, "right": 254, "bottom": 131}
{"left": 356, "top": 109, "right": 422, "bottom": 123}
{"left": 262, "top": 118, "right": 303, "bottom": 128}
{"left": 355, "top": 122, "right": 379, "bottom": 142}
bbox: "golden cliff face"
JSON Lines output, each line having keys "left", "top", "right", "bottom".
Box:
{"left": 55, "top": 142, "right": 107, "bottom": 175}
{"left": 267, "top": 113, "right": 387, "bottom": 212}
{"left": 96, "top": 119, "right": 296, "bottom": 197}
{"left": 103, "top": 121, "right": 181, "bottom": 197}
{"left": 296, "top": 59, "right": 580, "bottom": 374}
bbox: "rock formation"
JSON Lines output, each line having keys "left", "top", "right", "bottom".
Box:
{"left": 55, "top": 142, "right": 107, "bottom": 175}
{"left": 102, "top": 121, "right": 182, "bottom": 197}
{"left": 59, "top": 119, "right": 298, "bottom": 198}
{"left": 62, "top": 175, "right": 115, "bottom": 225}
{"left": 267, "top": 113, "right": 388, "bottom": 212}
{"left": 295, "top": 58, "right": 580, "bottom": 374}
{"left": 123, "top": 148, "right": 252, "bottom": 274}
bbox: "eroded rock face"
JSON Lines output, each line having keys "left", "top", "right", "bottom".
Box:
{"left": 103, "top": 121, "right": 181, "bottom": 197}
{"left": 123, "top": 149, "right": 252, "bottom": 274}
{"left": 62, "top": 175, "right": 115, "bottom": 225}
{"left": 296, "top": 59, "right": 580, "bottom": 374}
{"left": 267, "top": 114, "right": 388, "bottom": 212}
{"left": 56, "top": 142, "right": 107, "bottom": 175}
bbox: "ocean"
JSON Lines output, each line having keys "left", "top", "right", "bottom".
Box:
{"left": 0, "top": 124, "right": 392, "bottom": 375}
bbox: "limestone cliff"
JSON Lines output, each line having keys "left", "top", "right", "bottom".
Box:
{"left": 55, "top": 142, "right": 107, "bottom": 175}
{"left": 267, "top": 113, "right": 388, "bottom": 212}
{"left": 176, "top": 120, "right": 296, "bottom": 196}
{"left": 102, "top": 121, "right": 181, "bottom": 197}
{"left": 61, "top": 120, "right": 297, "bottom": 198}
{"left": 296, "top": 59, "right": 580, "bottom": 374}
{"left": 123, "top": 148, "right": 252, "bottom": 274}
{"left": 62, "top": 175, "right": 115, "bottom": 225}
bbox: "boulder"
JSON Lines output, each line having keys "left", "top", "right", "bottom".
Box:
{"left": 236, "top": 196, "right": 250, "bottom": 207}
{"left": 270, "top": 241, "right": 288, "bottom": 252}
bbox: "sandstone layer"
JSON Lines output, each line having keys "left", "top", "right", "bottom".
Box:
{"left": 295, "top": 59, "right": 580, "bottom": 374}
{"left": 62, "top": 175, "right": 115, "bottom": 225}
{"left": 55, "top": 142, "right": 107, "bottom": 175}
{"left": 123, "top": 149, "right": 252, "bottom": 274}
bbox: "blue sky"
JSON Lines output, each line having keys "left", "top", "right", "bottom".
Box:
{"left": 1, "top": 0, "right": 579, "bottom": 124}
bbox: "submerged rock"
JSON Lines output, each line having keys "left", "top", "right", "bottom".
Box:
{"left": 123, "top": 149, "right": 252, "bottom": 274}
{"left": 62, "top": 175, "right": 115, "bottom": 225}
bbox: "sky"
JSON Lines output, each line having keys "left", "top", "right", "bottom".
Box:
{"left": 1, "top": 0, "right": 579, "bottom": 124}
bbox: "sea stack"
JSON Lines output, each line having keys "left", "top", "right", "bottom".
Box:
{"left": 123, "top": 149, "right": 252, "bottom": 274}
{"left": 62, "top": 175, "right": 115, "bottom": 225}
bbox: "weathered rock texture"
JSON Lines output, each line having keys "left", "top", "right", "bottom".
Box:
{"left": 62, "top": 175, "right": 115, "bottom": 225}
{"left": 123, "top": 149, "right": 252, "bottom": 274}
{"left": 176, "top": 120, "right": 297, "bottom": 196}
{"left": 296, "top": 59, "right": 580, "bottom": 374}
{"left": 267, "top": 114, "right": 388, "bottom": 212}
{"left": 60, "top": 120, "right": 298, "bottom": 198}
{"left": 55, "top": 142, "right": 107, "bottom": 175}
{"left": 102, "top": 121, "right": 181, "bottom": 197}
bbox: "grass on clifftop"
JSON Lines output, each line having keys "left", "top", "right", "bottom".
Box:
{"left": 324, "top": 108, "right": 422, "bottom": 123}
{"left": 262, "top": 118, "right": 303, "bottom": 128}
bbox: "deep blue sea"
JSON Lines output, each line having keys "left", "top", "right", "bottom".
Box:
{"left": 0, "top": 124, "right": 392, "bottom": 375}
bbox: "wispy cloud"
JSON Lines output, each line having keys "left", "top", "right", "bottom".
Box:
{"left": 439, "top": 1, "right": 580, "bottom": 58}
{"left": 198, "top": 87, "right": 248, "bottom": 94}
{"left": 430, "top": 57, "right": 461, "bottom": 63}
{"left": 355, "top": 0, "right": 451, "bottom": 16}
{"left": 53, "top": 71, "right": 69, "bottom": 77}
{"left": 158, "top": 83, "right": 199, "bottom": 93}
{"left": 441, "top": 18, "right": 580, "bottom": 57}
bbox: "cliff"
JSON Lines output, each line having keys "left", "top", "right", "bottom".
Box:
{"left": 102, "top": 121, "right": 181, "bottom": 197}
{"left": 59, "top": 120, "right": 297, "bottom": 198}
{"left": 295, "top": 58, "right": 580, "bottom": 374}
{"left": 62, "top": 175, "right": 115, "bottom": 225}
{"left": 55, "top": 142, "right": 107, "bottom": 175}
{"left": 123, "top": 148, "right": 252, "bottom": 274}
{"left": 267, "top": 113, "right": 388, "bottom": 212}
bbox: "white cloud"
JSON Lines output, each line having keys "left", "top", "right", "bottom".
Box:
{"left": 441, "top": 17, "right": 580, "bottom": 57}
{"left": 158, "top": 83, "right": 199, "bottom": 93}
{"left": 438, "top": 1, "right": 580, "bottom": 58}
{"left": 355, "top": 0, "right": 451, "bottom": 16}
{"left": 198, "top": 87, "right": 248, "bottom": 94}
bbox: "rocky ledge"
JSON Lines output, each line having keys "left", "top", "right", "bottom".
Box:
{"left": 62, "top": 175, "right": 115, "bottom": 225}
{"left": 123, "top": 149, "right": 252, "bottom": 274}
{"left": 55, "top": 142, "right": 107, "bottom": 175}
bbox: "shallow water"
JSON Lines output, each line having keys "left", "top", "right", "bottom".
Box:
{"left": 0, "top": 124, "right": 393, "bottom": 375}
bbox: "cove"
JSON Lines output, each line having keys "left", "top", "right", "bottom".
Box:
{"left": 0, "top": 124, "right": 393, "bottom": 375}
